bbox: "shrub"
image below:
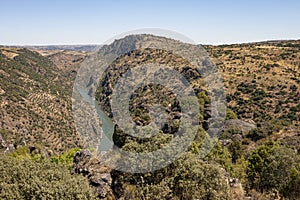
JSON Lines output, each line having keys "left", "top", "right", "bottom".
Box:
{"left": 283, "top": 167, "right": 300, "bottom": 199}
{"left": 246, "top": 128, "right": 268, "bottom": 141}
{"left": 247, "top": 141, "right": 299, "bottom": 195}
{"left": 51, "top": 147, "right": 81, "bottom": 170}
{"left": 228, "top": 140, "right": 243, "bottom": 163}
{"left": 226, "top": 109, "right": 238, "bottom": 120}
{"left": 0, "top": 156, "right": 97, "bottom": 200}
{"left": 172, "top": 152, "right": 232, "bottom": 199}
{"left": 113, "top": 152, "right": 233, "bottom": 200}
{"left": 205, "top": 142, "right": 233, "bottom": 175}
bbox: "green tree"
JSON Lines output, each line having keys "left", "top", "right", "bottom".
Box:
{"left": 247, "top": 141, "right": 298, "bottom": 194}
{"left": 283, "top": 166, "right": 300, "bottom": 199}
{"left": 172, "top": 152, "right": 232, "bottom": 200}
{"left": 205, "top": 142, "right": 233, "bottom": 175}
{"left": 113, "top": 152, "right": 233, "bottom": 200}
{"left": 228, "top": 140, "right": 243, "bottom": 163}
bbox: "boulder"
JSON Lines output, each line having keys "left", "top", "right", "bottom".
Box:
{"left": 224, "top": 119, "right": 256, "bottom": 135}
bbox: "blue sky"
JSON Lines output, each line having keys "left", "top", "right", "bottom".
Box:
{"left": 1, "top": 0, "right": 299, "bottom": 45}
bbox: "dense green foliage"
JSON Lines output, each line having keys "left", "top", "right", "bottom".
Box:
{"left": 51, "top": 147, "right": 81, "bottom": 170}
{"left": 246, "top": 141, "right": 300, "bottom": 199}
{"left": 0, "top": 156, "right": 97, "bottom": 200}
{"left": 113, "top": 152, "right": 232, "bottom": 200}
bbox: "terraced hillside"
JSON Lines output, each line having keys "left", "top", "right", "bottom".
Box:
{"left": 0, "top": 48, "right": 86, "bottom": 154}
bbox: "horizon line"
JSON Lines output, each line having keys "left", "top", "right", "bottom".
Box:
{"left": 1, "top": 38, "right": 299, "bottom": 47}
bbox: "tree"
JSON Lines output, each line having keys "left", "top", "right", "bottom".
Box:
{"left": 172, "top": 152, "right": 232, "bottom": 200}
{"left": 113, "top": 152, "right": 233, "bottom": 200}
{"left": 247, "top": 141, "right": 298, "bottom": 195}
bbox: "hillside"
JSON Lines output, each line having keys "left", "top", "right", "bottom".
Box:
{"left": 90, "top": 36, "right": 299, "bottom": 199}
{"left": 206, "top": 40, "right": 299, "bottom": 124}
{"left": 0, "top": 47, "right": 86, "bottom": 154}
{"left": 0, "top": 37, "right": 299, "bottom": 199}
{"left": 206, "top": 40, "right": 299, "bottom": 148}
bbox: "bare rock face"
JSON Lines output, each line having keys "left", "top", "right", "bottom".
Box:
{"left": 72, "top": 150, "right": 114, "bottom": 199}
{"left": 224, "top": 119, "right": 256, "bottom": 135}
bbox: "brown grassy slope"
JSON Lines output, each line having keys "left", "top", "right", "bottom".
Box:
{"left": 205, "top": 40, "right": 299, "bottom": 129}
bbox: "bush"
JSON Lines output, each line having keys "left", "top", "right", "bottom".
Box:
{"left": 226, "top": 109, "right": 238, "bottom": 120}
{"left": 51, "top": 147, "right": 81, "bottom": 170}
{"left": 246, "top": 128, "right": 268, "bottom": 141}
{"left": 205, "top": 142, "right": 233, "bottom": 175}
{"left": 0, "top": 156, "right": 97, "bottom": 200}
{"left": 247, "top": 141, "right": 299, "bottom": 195}
{"left": 113, "top": 152, "right": 233, "bottom": 200}
{"left": 228, "top": 140, "right": 243, "bottom": 163}
{"left": 172, "top": 153, "right": 232, "bottom": 199}
{"left": 283, "top": 167, "right": 300, "bottom": 199}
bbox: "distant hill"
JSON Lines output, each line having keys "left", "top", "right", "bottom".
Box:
{"left": 1, "top": 45, "right": 101, "bottom": 52}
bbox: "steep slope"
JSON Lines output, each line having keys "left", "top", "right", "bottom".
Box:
{"left": 0, "top": 48, "right": 84, "bottom": 154}
{"left": 93, "top": 35, "right": 216, "bottom": 151}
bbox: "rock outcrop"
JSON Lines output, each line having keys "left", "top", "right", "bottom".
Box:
{"left": 224, "top": 119, "right": 256, "bottom": 135}
{"left": 72, "top": 150, "right": 114, "bottom": 199}
{"left": 0, "top": 133, "right": 15, "bottom": 154}
{"left": 220, "top": 168, "right": 245, "bottom": 200}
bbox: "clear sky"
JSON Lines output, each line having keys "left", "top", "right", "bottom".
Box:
{"left": 1, "top": 0, "right": 299, "bottom": 45}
